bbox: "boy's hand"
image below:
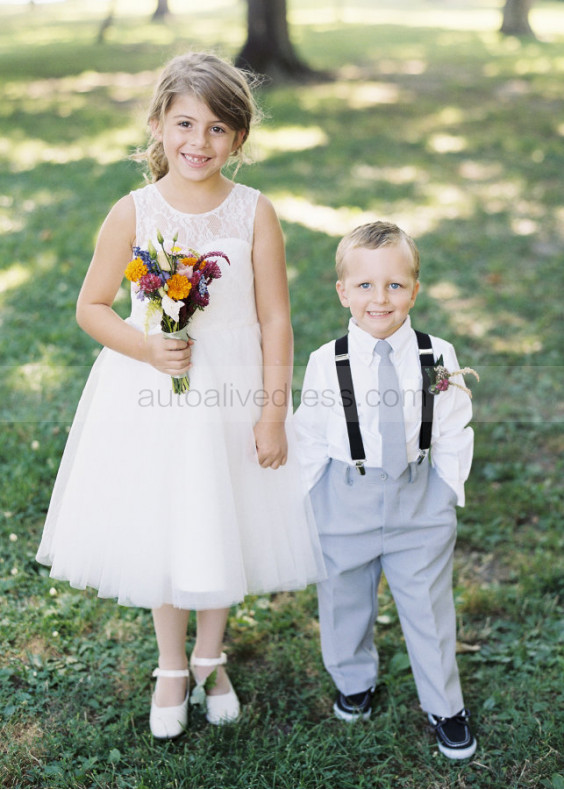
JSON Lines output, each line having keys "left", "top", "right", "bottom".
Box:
{"left": 145, "top": 335, "right": 193, "bottom": 377}
{"left": 254, "top": 420, "right": 288, "bottom": 469}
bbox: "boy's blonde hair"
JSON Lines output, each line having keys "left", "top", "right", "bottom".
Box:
{"left": 137, "top": 52, "right": 260, "bottom": 182}
{"left": 336, "top": 221, "right": 420, "bottom": 281}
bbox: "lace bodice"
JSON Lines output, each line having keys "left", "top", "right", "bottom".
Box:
{"left": 129, "top": 183, "right": 260, "bottom": 334}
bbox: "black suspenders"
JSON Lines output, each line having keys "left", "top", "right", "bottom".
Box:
{"left": 334, "top": 330, "right": 436, "bottom": 474}
{"left": 335, "top": 336, "right": 367, "bottom": 475}
{"left": 414, "top": 330, "right": 435, "bottom": 460}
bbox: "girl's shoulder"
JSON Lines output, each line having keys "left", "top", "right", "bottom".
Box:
{"left": 231, "top": 182, "right": 261, "bottom": 210}
{"left": 99, "top": 193, "right": 136, "bottom": 238}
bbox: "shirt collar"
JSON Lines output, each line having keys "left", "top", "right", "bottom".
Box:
{"left": 348, "top": 315, "right": 413, "bottom": 364}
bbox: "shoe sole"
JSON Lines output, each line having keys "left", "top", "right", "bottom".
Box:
{"left": 436, "top": 737, "right": 477, "bottom": 760}
{"left": 333, "top": 701, "right": 372, "bottom": 722}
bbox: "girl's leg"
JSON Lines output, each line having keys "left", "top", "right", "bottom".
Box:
{"left": 192, "top": 608, "right": 231, "bottom": 695}
{"left": 152, "top": 604, "right": 190, "bottom": 706}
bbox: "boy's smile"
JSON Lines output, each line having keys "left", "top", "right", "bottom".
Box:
{"left": 336, "top": 242, "right": 420, "bottom": 339}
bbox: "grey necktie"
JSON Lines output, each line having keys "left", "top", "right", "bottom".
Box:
{"left": 375, "top": 340, "right": 408, "bottom": 478}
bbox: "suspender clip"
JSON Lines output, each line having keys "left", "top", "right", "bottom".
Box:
{"left": 416, "top": 450, "right": 428, "bottom": 465}
{"left": 355, "top": 460, "right": 366, "bottom": 475}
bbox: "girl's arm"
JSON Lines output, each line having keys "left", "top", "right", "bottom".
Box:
{"left": 76, "top": 195, "right": 192, "bottom": 377}
{"left": 252, "top": 194, "right": 293, "bottom": 469}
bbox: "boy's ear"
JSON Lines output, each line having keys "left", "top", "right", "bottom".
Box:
{"left": 150, "top": 118, "right": 163, "bottom": 142}
{"left": 336, "top": 280, "right": 349, "bottom": 308}
{"left": 410, "top": 280, "right": 420, "bottom": 307}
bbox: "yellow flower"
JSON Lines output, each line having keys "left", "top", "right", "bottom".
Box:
{"left": 166, "top": 274, "right": 192, "bottom": 300}
{"left": 124, "top": 258, "right": 148, "bottom": 283}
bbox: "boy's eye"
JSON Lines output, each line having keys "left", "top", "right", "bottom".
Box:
{"left": 359, "top": 282, "right": 371, "bottom": 289}
{"left": 389, "top": 282, "right": 402, "bottom": 290}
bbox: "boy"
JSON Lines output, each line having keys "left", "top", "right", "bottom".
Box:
{"left": 294, "top": 221, "right": 477, "bottom": 760}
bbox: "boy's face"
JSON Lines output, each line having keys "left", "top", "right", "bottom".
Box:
{"left": 336, "top": 241, "right": 420, "bottom": 339}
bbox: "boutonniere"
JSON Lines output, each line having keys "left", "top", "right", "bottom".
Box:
{"left": 426, "top": 356, "right": 480, "bottom": 397}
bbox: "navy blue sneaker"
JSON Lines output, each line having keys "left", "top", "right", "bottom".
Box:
{"left": 428, "top": 708, "right": 477, "bottom": 760}
{"left": 334, "top": 689, "right": 373, "bottom": 722}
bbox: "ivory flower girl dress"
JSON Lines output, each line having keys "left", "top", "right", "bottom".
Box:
{"left": 37, "top": 183, "right": 325, "bottom": 608}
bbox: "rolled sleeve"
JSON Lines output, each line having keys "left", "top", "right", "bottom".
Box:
{"left": 430, "top": 342, "right": 474, "bottom": 507}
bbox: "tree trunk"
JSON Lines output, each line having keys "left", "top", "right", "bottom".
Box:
{"left": 97, "top": 0, "right": 116, "bottom": 44}
{"left": 500, "top": 0, "right": 535, "bottom": 37}
{"left": 235, "top": 0, "right": 314, "bottom": 82}
{"left": 152, "top": 0, "right": 170, "bottom": 21}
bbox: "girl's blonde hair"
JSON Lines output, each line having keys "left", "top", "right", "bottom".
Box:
{"left": 336, "top": 221, "right": 421, "bottom": 281}
{"left": 136, "top": 52, "right": 260, "bottom": 182}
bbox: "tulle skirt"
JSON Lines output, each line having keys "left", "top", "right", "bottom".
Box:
{"left": 37, "top": 321, "right": 326, "bottom": 609}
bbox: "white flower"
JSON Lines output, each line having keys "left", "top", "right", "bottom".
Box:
{"left": 49, "top": 587, "right": 57, "bottom": 596}
{"left": 9, "top": 533, "right": 17, "bottom": 542}
{"left": 31, "top": 440, "right": 40, "bottom": 451}
{"left": 157, "top": 250, "right": 172, "bottom": 272}
{"left": 162, "top": 293, "right": 183, "bottom": 322}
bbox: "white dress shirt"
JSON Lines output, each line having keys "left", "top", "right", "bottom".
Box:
{"left": 294, "top": 316, "right": 474, "bottom": 506}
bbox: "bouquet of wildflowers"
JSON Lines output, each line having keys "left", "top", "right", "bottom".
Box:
{"left": 124, "top": 231, "right": 229, "bottom": 393}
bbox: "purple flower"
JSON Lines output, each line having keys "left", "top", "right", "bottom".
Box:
{"left": 202, "top": 260, "right": 222, "bottom": 280}
{"left": 132, "top": 246, "right": 152, "bottom": 268}
{"left": 138, "top": 273, "right": 163, "bottom": 293}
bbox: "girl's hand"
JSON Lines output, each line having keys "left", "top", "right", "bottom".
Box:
{"left": 254, "top": 420, "right": 288, "bottom": 469}
{"left": 144, "top": 335, "right": 193, "bottom": 376}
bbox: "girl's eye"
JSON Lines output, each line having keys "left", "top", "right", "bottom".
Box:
{"left": 211, "top": 126, "right": 226, "bottom": 134}
{"left": 179, "top": 121, "right": 191, "bottom": 128}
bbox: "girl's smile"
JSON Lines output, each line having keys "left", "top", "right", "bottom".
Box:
{"left": 181, "top": 153, "right": 211, "bottom": 166}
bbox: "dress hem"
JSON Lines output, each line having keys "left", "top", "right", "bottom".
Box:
{"left": 38, "top": 560, "right": 324, "bottom": 611}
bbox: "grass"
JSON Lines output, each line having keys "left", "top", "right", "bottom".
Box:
{"left": 1, "top": 1, "right": 563, "bottom": 787}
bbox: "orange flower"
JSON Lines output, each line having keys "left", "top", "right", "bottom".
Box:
{"left": 166, "top": 274, "right": 192, "bottom": 301}
{"left": 124, "top": 258, "right": 148, "bottom": 283}
{"left": 179, "top": 256, "right": 198, "bottom": 267}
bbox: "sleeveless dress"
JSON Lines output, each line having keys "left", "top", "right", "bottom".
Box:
{"left": 36, "top": 183, "right": 326, "bottom": 610}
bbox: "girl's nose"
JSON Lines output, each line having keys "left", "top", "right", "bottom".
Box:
{"left": 191, "top": 127, "right": 207, "bottom": 147}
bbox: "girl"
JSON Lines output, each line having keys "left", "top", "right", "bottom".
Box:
{"left": 36, "top": 52, "right": 325, "bottom": 739}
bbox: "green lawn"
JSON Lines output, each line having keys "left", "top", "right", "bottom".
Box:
{"left": 1, "top": 1, "right": 563, "bottom": 788}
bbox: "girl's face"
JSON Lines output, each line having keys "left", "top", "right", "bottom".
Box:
{"left": 152, "top": 93, "right": 245, "bottom": 185}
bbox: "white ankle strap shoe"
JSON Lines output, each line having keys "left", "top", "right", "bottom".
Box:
{"left": 150, "top": 667, "right": 190, "bottom": 739}
{"left": 190, "top": 652, "right": 240, "bottom": 725}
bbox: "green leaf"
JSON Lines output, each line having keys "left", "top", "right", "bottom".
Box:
{"left": 108, "top": 749, "right": 121, "bottom": 764}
